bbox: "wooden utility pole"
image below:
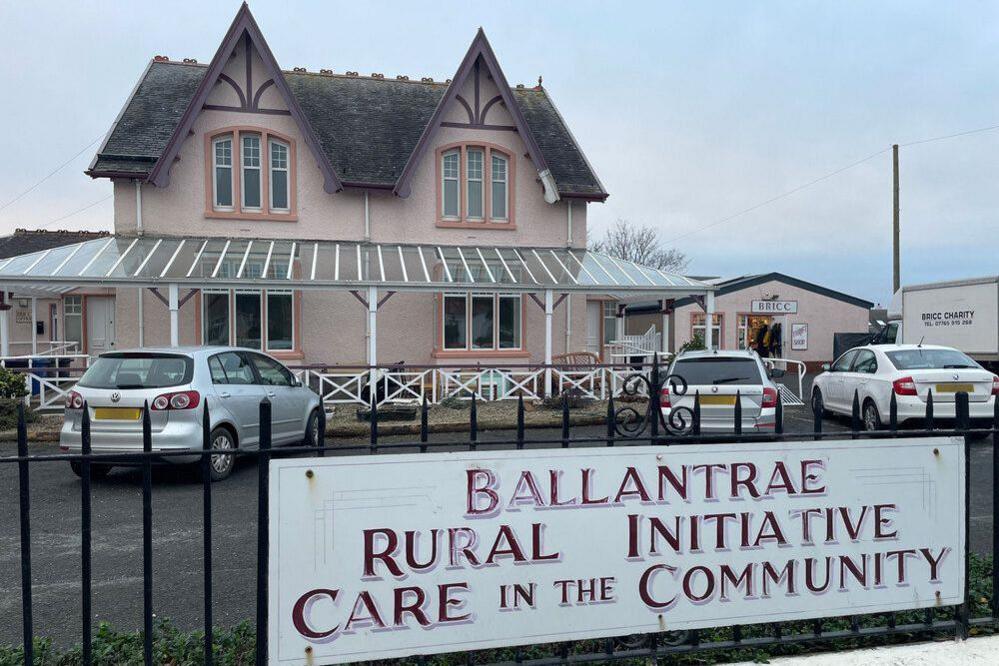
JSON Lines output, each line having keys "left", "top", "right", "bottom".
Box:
{"left": 892, "top": 144, "right": 900, "bottom": 294}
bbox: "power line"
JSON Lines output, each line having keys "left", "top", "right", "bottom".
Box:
{"left": 664, "top": 121, "right": 999, "bottom": 246}
{"left": 36, "top": 194, "right": 113, "bottom": 230}
{"left": 663, "top": 147, "right": 890, "bottom": 245}
{"left": 0, "top": 135, "right": 104, "bottom": 213}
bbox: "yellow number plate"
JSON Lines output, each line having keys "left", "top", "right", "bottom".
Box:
{"left": 698, "top": 395, "right": 738, "bottom": 406}
{"left": 93, "top": 407, "right": 142, "bottom": 421}
{"left": 936, "top": 383, "right": 974, "bottom": 394}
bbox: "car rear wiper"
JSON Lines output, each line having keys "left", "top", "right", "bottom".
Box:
{"left": 712, "top": 377, "right": 749, "bottom": 384}
{"left": 115, "top": 384, "right": 145, "bottom": 389}
{"left": 942, "top": 364, "right": 976, "bottom": 369}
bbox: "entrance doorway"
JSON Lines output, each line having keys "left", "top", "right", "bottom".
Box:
{"left": 86, "top": 296, "right": 116, "bottom": 356}
{"left": 585, "top": 301, "right": 601, "bottom": 357}
{"left": 738, "top": 314, "right": 781, "bottom": 356}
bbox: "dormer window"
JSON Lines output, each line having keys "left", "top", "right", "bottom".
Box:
{"left": 437, "top": 142, "right": 515, "bottom": 228}
{"left": 205, "top": 127, "right": 297, "bottom": 221}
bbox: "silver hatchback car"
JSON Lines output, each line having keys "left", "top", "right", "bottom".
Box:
{"left": 60, "top": 347, "right": 322, "bottom": 480}
{"left": 661, "top": 350, "right": 783, "bottom": 433}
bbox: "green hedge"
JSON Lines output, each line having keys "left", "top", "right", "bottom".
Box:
{"left": 2, "top": 555, "right": 993, "bottom": 665}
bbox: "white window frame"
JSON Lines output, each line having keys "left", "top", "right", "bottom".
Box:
{"left": 203, "top": 288, "right": 297, "bottom": 353}
{"left": 241, "top": 134, "right": 262, "bottom": 211}
{"left": 269, "top": 138, "right": 290, "bottom": 212}
{"left": 201, "top": 288, "right": 231, "bottom": 347}
{"left": 212, "top": 135, "right": 234, "bottom": 211}
{"left": 491, "top": 152, "right": 509, "bottom": 221}
{"left": 441, "top": 149, "right": 460, "bottom": 219}
{"left": 465, "top": 147, "right": 484, "bottom": 220}
{"left": 441, "top": 292, "right": 523, "bottom": 352}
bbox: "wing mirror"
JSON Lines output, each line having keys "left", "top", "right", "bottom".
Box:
{"left": 821, "top": 363, "right": 831, "bottom": 372}
{"left": 768, "top": 368, "right": 786, "bottom": 379}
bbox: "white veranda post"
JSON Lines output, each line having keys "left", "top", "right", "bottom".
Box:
{"left": 544, "top": 289, "right": 554, "bottom": 397}
{"left": 0, "top": 294, "right": 8, "bottom": 357}
{"left": 30, "top": 297, "right": 38, "bottom": 355}
{"left": 368, "top": 285, "right": 378, "bottom": 400}
{"left": 704, "top": 291, "right": 715, "bottom": 350}
{"left": 660, "top": 299, "right": 669, "bottom": 355}
{"left": 168, "top": 283, "right": 179, "bottom": 347}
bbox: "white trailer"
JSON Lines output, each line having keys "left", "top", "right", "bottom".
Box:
{"left": 885, "top": 276, "right": 999, "bottom": 368}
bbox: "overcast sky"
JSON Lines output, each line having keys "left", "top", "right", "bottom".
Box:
{"left": 1, "top": 1, "right": 997, "bottom": 306}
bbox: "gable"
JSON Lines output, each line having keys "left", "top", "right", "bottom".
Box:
{"left": 144, "top": 4, "right": 341, "bottom": 193}
{"left": 87, "top": 7, "right": 607, "bottom": 201}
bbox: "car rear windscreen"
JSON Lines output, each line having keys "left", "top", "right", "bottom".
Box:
{"left": 670, "top": 358, "right": 762, "bottom": 385}
{"left": 885, "top": 349, "right": 980, "bottom": 370}
{"left": 78, "top": 353, "right": 194, "bottom": 389}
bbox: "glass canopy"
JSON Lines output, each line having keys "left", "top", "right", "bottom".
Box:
{"left": 0, "top": 235, "right": 713, "bottom": 296}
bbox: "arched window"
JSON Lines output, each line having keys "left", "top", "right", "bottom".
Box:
{"left": 205, "top": 127, "right": 297, "bottom": 221}
{"left": 436, "top": 143, "right": 515, "bottom": 227}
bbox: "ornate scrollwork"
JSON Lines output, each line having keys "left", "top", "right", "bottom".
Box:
{"left": 612, "top": 362, "right": 695, "bottom": 439}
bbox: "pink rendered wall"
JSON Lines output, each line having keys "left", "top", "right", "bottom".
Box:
{"left": 109, "top": 44, "right": 593, "bottom": 366}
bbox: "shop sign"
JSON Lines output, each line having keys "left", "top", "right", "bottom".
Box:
{"left": 791, "top": 323, "right": 808, "bottom": 350}
{"left": 752, "top": 300, "right": 798, "bottom": 314}
{"left": 269, "top": 439, "right": 964, "bottom": 665}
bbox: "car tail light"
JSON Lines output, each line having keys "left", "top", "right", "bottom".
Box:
{"left": 659, "top": 386, "right": 671, "bottom": 408}
{"left": 65, "top": 390, "right": 84, "bottom": 410}
{"left": 150, "top": 390, "right": 200, "bottom": 411}
{"left": 893, "top": 376, "right": 918, "bottom": 396}
{"left": 762, "top": 387, "right": 778, "bottom": 408}
{"left": 992, "top": 375, "right": 999, "bottom": 396}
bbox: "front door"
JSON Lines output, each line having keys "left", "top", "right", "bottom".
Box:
{"left": 86, "top": 297, "right": 116, "bottom": 356}
{"left": 586, "top": 301, "right": 602, "bottom": 358}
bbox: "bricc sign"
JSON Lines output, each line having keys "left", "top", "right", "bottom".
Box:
{"left": 268, "top": 438, "right": 964, "bottom": 665}
{"left": 752, "top": 299, "right": 798, "bottom": 314}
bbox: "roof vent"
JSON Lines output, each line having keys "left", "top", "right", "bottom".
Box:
{"left": 516, "top": 83, "right": 525, "bottom": 89}
{"left": 371, "top": 72, "right": 384, "bottom": 79}
{"left": 182, "top": 58, "right": 198, "bottom": 64}
{"left": 421, "top": 77, "right": 434, "bottom": 83}
{"left": 319, "top": 68, "right": 333, "bottom": 75}
{"left": 293, "top": 67, "right": 307, "bottom": 73}
{"left": 396, "top": 75, "right": 409, "bottom": 81}
{"left": 153, "top": 55, "right": 169, "bottom": 62}
{"left": 346, "top": 71, "right": 359, "bottom": 77}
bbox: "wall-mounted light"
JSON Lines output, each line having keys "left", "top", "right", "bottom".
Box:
{"left": 16, "top": 298, "right": 28, "bottom": 308}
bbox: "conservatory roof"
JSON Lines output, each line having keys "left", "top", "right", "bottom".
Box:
{"left": 0, "top": 235, "right": 713, "bottom": 296}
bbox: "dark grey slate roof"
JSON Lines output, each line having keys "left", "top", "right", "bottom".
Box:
{"left": 0, "top": 229, "right": 110, "bottom": 260}
{"left": 89, "top": 61, "right": 607, "bottom": 199}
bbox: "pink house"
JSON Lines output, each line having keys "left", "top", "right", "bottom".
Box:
{"left": 0, "top": 4, "right": 715, "bottom": 399}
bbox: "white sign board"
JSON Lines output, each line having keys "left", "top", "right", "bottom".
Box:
{"left": 902, "top": 281, "right": 999, "bottom": 356}
{"left": 791, "top": 323, "right": 808, "bottom": 350}
{"left": 269, "top": 438, "right": 964, "bottom": 665}
{"left": 752, "top": 299, "right": 798, "bottom": 314}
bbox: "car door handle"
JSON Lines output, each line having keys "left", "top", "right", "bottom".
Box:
{"left": 219, "top": 391, "right": 231, "bottom": 399}
{"left": 266, "top": 391, "right": 276, "bottom": 398}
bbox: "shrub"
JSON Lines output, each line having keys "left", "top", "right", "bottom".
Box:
{"left": 0, "top": 366, "right": 32, "bottom": 431}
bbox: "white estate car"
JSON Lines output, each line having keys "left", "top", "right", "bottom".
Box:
{"left": 662, "top": 350, "right": 782, "bottom": 433}
{"left": 811, "top": 344, "right": 998, "bottom": 431}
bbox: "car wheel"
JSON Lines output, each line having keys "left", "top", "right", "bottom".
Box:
{"left": 207, "top": 427, "right": 236, "bottom": 482}
{"left": 70, "top": 461, "right": 112, "bottom": 480}
{"left": 811, "top": 389, "right": 829, "bottom": 418}
{"left": 863, "top": 401, "right": 881, "bottom": 432}
{"left": 303, "top": 409, "right": 321, "bottom": 447}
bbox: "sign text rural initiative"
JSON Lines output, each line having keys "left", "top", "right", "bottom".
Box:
{"left": 269, "top": 439, "right": 964, "bottom": 664}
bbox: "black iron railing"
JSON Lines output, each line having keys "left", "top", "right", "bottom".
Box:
{"left": 3, "top": 355, "right": 998, "bottom": 665}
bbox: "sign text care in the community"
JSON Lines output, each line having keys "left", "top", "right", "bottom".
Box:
{"left": 269, "top": 438, "right": 964, "bottom": 665}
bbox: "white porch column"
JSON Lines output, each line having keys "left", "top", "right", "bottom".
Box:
{"left": 168, "top": 283, "right": 179, "bottom": 347}
{"left": 0, "top": 292, "right": 9, "bottom": 358}
{"left": 30, "top": 297, "right": 38, "bottom": 355}
{"left": 367, "top": 285, "right": 378, "bottom": 399}
{"left": 660, "top": 303, "right": 669, "bottom": 355}
{"left": 704, "top": 291, "right": 715, "bottom": 350}
{"left": 137, "top": 288, "right": 145, "bottom": 348}
{"left": 544, "top": 289, "right": 553, "bottom": 396}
